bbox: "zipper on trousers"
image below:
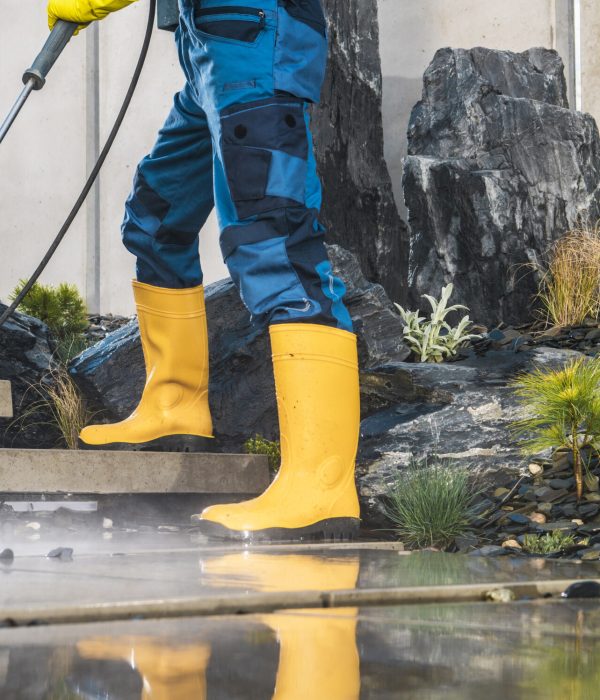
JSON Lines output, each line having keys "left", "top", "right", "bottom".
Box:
{"left": 196, "top": 6, "right": 266, "bottom": 26}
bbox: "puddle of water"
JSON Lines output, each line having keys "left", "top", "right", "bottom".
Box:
{"left": 1, "top": 533, "right": 599, "bottom": 697}
{"left": 1, "top": 600, "right": 599, "bottom": 699}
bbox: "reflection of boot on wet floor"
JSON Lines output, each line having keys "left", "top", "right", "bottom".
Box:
{"left": 77, "top": 638, "right": 211, "bottom": 700}
{"left": 203, "top": 552, "right": 361, "bottom": 699}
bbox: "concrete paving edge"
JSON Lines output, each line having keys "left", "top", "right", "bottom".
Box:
{"left": 0, "top": 381, "right": 13, "bottom": 418}
{"left": 0, "top": 449, "right": 270, "bottom": 494}
{"left": 0, "top": 577, "right": 591, "bottom": 628}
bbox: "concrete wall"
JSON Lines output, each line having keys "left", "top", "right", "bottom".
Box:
{"left": 379, "top": 0, "right": 576, "bottom": 215}
{"left": 0, "top": 0, "right": 590, "bottom": 314}
{"left": 0, "top": 3, "right": 88, "bottom": 302}
{"left": 579, "top": 0, "right": 600, "bottom": 117}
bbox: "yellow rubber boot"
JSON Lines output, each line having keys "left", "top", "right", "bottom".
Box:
{"left": 80, "top": 281, "right": 213, "bottom": 449}
{"left": 194, "top": 323, "right": 360, "bottom": 540}
{"left": 77, "top": 637, "right": 211, "bottom": 700}
{"left": 202, "top": 551, "right": 360, "bottom": 700}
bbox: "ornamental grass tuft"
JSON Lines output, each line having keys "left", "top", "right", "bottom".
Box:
{"left": 510, "top": 356, "right": 600, "bottom": 501}
{"left": 537, "top": 224, "right": 600, "bottom": 328}
{"left": 386, "top": 455, "right": 477, "bottom": 549}
{"left": 9, "top": 364, "right": 92, "bottom": 450}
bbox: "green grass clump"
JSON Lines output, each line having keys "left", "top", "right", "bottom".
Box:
{"left": 244, "top": 434, "right": 281, "bottom": 472}
{"left": 10, "top": 280, "right": 89, "bottom": 362}
{"left": 386, "top": 456, "right": 477, "bottom": 549}
{"left": 522, "top": 530, "right": 576, "bottom": 555}
{"left": 511, "top": 356, "right": 600, "bottom": 500}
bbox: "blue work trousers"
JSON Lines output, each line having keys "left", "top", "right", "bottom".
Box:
{"left": 121, "top": 0, "right": 353, "bottom": 331}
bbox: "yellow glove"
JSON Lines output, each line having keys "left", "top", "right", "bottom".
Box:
{"left": 47, "top": 0, "right": 138, "bottom": 32}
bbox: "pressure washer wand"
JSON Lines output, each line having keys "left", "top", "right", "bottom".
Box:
{"left": 0, "top": 20, "right": 78, "bottom": 145}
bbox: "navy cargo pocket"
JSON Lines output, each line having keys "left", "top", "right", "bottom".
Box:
{"left": 221, "top": 145, "right": 272, "bottom": 203}
{"left": 194, "top": 6, "right": 266, "bottom": 43}
{"left": 280, "top": 0, "right": 326, "bottom": 36}
{"left": 220, "top": 96, "right": 309, "bottom": 219}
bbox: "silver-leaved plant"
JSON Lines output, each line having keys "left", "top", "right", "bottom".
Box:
{"left": 395, "top": 284, "right": 481, "bottom": 363}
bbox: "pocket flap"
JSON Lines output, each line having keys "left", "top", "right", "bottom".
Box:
{"left": 222, "top": 145, "right": 272, "bottom": 201}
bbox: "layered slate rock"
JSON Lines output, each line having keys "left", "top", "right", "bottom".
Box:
{"left": 404, "top": 47, "right": 600, "bottom": 325}
{"left": 359, "top": 346, "right": 585, "bottom": 529}
{"left": 312, "top": 0, "right": 408, "bottom": 306}
{"left": 0, "top": 306, "right": 59, "bottom": 448}
{"left": 70, "top": 246, "right": 410, "bottom": 453}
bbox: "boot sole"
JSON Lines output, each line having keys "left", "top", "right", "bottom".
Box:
{"left": 79, "top": 435, "right": 216, "bottom": 453}
{"left": 193, "top": 517, "right": 360, "bottom": 543}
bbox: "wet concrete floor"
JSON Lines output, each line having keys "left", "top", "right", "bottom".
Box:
{"left": 1, "top": 528, "right": 600, "bottom": 697}
{"left": 1, "top": 532, "right": 599, "bottom": 611}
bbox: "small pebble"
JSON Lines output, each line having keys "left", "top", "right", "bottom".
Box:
{"left": 536, "top": 520, "right": 578, "bottom": 532}
{"left": 103, "top": 518, "right": 113, "bottom": 529}
{"left": 528, "top": 463, "right": 544, "bottom": 476}
{"left": 572, "top": 519, "right": 584, "bottom": 526}
{"left": 0, "top": 549, "right": 14, "bottom": 563}
{"left": 502, "top": 539, "right": 522, "bottom": 549}
{"left": 494, "top": 487, "right": 510, "bottom": 499}
{"left": 585, "top": 475, "right": 600, "bottom": 492}
{"left": 469, "top": 545, "right": 508, "bottom": 557}
{"left": 537, "top": 503, "right": 553, "bottom": 515}
{"left": 25, "top": 522, "right": 40, "bottom": 531}
{"left": 530, "top": 513, "right": 547, "bottom": 524}
{"left": 549, "top": 478, "right": 574, "bottom": 490}
{"left": 508, "top": 513, "right": 529, "bottom": 525}
{"left": 47, "top": 547, "right": 73, "bottom": 561}
{"left": 485, "top": 588, "right": 516, "bottom": 603}
{"left": 580, "top": 550, "right": 600, "bottom": 561}
{"left": 579, "top": 504, "right": 600, "bottom": 518}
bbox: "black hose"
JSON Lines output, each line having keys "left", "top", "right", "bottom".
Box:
{"left": 0, "top": 0, "right": 157, "bottom": 329}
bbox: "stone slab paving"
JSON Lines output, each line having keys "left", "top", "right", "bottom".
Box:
{"left": 0, "top": 449, "right": 269, "bottom": 494}
{"left": 0, "top": 381, "right": 12, "bottom": 418}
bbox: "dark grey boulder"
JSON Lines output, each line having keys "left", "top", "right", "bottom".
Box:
{"left": 0, "top": 305, "right": 60, "bottom": 448}
{"left": 359, "top": 346, "right": 584, "bottom": 528}
{"left": 313, "top": 0, "right": 408, "bottom": 306}
{"left": 404, "top": 47, "right": 600, "bottom": 325}
{"left": 70, "top": 245, "right": 410, "bottom": 452}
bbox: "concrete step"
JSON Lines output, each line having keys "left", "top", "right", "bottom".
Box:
{"left": 0, "top": 448, "right": 269, "bottom": 495}
{"left": 0, "top": 381, "right": 12, "bottom": 418}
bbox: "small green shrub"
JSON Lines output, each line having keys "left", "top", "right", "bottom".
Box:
{"left": 394, "top": 284, "right": 481, "bottom": 363}
{"left": 386, "top": 455, "right": 477, "bottom": 549}
{"left": 511, "top": 356, "right": 600, "bottom": 500}
{"left": 522, "top": 530, "right": 576, "bottom": 555}
{"left": 10, "top": 280, "right": 89, "bottom": 362}
{"left": 244, "top": 434, "right": 281, "bottom": 472}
